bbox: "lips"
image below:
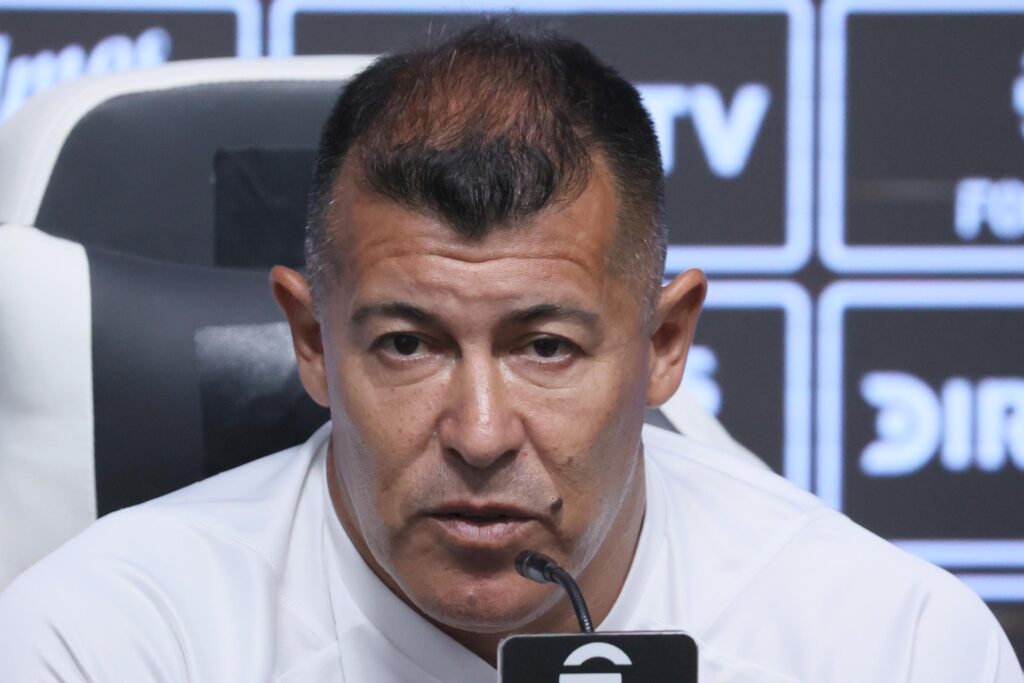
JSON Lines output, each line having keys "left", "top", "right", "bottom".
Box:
{"left": 431, "top": 502, "right": 534, "bottom": 520}
{"left": 427, "top": 503, "right": 538, "bottom": 548}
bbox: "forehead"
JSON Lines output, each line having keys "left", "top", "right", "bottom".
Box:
{"left": 325, "top": 156, "right": 623, "bottom": 302}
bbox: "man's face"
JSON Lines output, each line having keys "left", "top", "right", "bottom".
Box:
{"left": 308, "top": 158, "right": 667, "bottom": 634}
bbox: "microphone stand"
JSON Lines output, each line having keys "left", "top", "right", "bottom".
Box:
{"left": 502, "top": 549, "right": 699, "bottom": 681}
{"left": 514, "top": 550, "right": 594, "bottom": 633}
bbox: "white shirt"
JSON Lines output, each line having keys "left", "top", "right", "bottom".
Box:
{"left": 0, "top": 423, "right": 1020, "bottom": 682}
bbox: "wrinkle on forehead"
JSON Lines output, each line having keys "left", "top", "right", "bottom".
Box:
{"left": 328, "top": 153, "right": 621, "bottom": 291}
{"left": 357, "top": 240, "right": 608, "bottom": 281}
{"left": 316, "top": 164, "right": 647, "bottom": 339}
{"left": 349, "top": 254, "right": 607, "bottom": 323}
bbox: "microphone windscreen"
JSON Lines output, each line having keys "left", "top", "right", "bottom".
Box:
{"left": 514, "top": 550, "right": 555, "bottom": 584}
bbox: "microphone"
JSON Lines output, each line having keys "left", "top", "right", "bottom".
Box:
{"left": 502, "top": 549, "right": 698, "bottom": 682}
{"left": 502, "top": 550, "right": 698, "bottom": 682}
{"left": 514, "top": 550, "right": 594, "bottom": 633}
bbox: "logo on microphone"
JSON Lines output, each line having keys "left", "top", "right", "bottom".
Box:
{"left": 498, "top": 632, "right": 697, "bottom": 683}
{"left": 559, "top": 642, "right": 633, "bottom": 683}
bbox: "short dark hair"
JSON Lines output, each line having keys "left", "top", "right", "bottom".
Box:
{"left": 306, "top": 21, "right": 667, "bottom": 315}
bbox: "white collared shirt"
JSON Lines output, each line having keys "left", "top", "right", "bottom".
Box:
{"left": 1, "top": 423, "right": 1020, "bottom": 682}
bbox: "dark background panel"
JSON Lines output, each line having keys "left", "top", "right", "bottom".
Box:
{"left": 845, "top": 14, "right": 1024, "bottom": 247}
{"left": 842, "top": 307, "right": 1024, "bottom": 540}
{"left": 0, "top": 11, "right": 237, "bottom": 58}
{"left": 694, "top": 308, "right": 786, "bottom": 474}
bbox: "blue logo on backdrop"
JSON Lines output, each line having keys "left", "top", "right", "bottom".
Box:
{"left": 817, "top": 281, "right": 1024, "bottom": 600}
{"left": 0, "top": 0, "right": 261, "bottom": 121}
{"left": 0, "top": 28, "right": 171, "bottom": 122}
{"left": 859, "top": 372, "right": 1024, "bottom": 477}
{"left": 637, "top": 83, "right": 771, "bottom": 179}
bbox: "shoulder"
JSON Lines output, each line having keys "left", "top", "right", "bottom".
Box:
{"left": 741, "top": 515, "right": 1021, "bottom": 680}
{"left": 643, "top": 427, "right": 980, "bottom": 617}
{"left": 640, "top": 426, "right": 1022, "bottom": 681}
{"left": 641, "top": 426, "right": 836, "bottom": 625}
{"left": 0, "top": 425, "right": 334, "bottom": 680}
{"left": 642, "top": 424, "right": 828, "bottom": 556}
{"left": 81, "top": 424, "right": 327, "bottom": 578}
{"left": 0, "top": 505, "right": 200, "bottom": 680}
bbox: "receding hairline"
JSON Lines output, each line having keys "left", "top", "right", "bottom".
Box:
{"left": 312, "top": 145, "right": 661, "bottom": 317}
{"left": 304, "top": 23, "right": 668, "bottom": 320}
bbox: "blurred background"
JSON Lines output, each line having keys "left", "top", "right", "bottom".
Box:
{"left": 0, "top": 0, "right": 1021, "bottom": 660}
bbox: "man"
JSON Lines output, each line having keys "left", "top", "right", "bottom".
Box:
{"left": 0, "top": 23, "right": 1020, "bottom": 682}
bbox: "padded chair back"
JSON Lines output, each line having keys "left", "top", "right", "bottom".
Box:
{"left": 0, "top": 57, "right": 374, "bottom": 587}
{"left": 0, "top": 56, "right": 374, "bottom": 267}
{"left": 0, "top": 224, "right": 333, "bottom": 587}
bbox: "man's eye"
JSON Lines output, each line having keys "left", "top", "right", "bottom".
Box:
{"left": 388, "top": 334, "right": 422, "bottom": 356}
{"left": 530, "top": 337, "right": 568, "bottom": 358}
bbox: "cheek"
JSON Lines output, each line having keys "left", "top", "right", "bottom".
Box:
{"left": 521, "top": 339, "right": 648, "bottom": 458}
{"left": 328, "top": 351, "right": 449, "bottom": 530}
{"left": 337, "top": 344, "right": 450, "bottom": 446}
{"left": 517, "top": 346, "right": 649, "bottom": 553}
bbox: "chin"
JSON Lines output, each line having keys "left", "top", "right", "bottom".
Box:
{"left": 410, "top": 571, "right": 559, "bottom": 634}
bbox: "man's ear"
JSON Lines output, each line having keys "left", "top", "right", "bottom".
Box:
{"left": 646, "top": 268, "right": 707, "bottom": 407}
{"left": 270, "top": 266, "right": 330, "bottom": 408}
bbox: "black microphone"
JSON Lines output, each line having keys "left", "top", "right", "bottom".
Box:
{"left": 514, "top": 550, "right": 594, "bottom": 633}
{"left": 501, "top": 549, "right": 699, "bottom": 682}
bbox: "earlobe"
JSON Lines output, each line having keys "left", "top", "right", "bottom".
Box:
{"left": 646, "top": 268, "right": 707, "bottom": 407}
{"left": 270, "top": 266, "right": 331, "bottom": 407}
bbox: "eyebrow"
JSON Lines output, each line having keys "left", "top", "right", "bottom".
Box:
{"left": 350, "top": 301, "right": 601, "bottom": 332}
{"left": 500, "top": 303, "right": 601, "bottom": 331}
{"left": 351, "top": 302, "right": 437, "bottom": 327}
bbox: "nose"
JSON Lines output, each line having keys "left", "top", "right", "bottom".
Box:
{"left": 437, "top": 355, "right": 525, "bottom": 469}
